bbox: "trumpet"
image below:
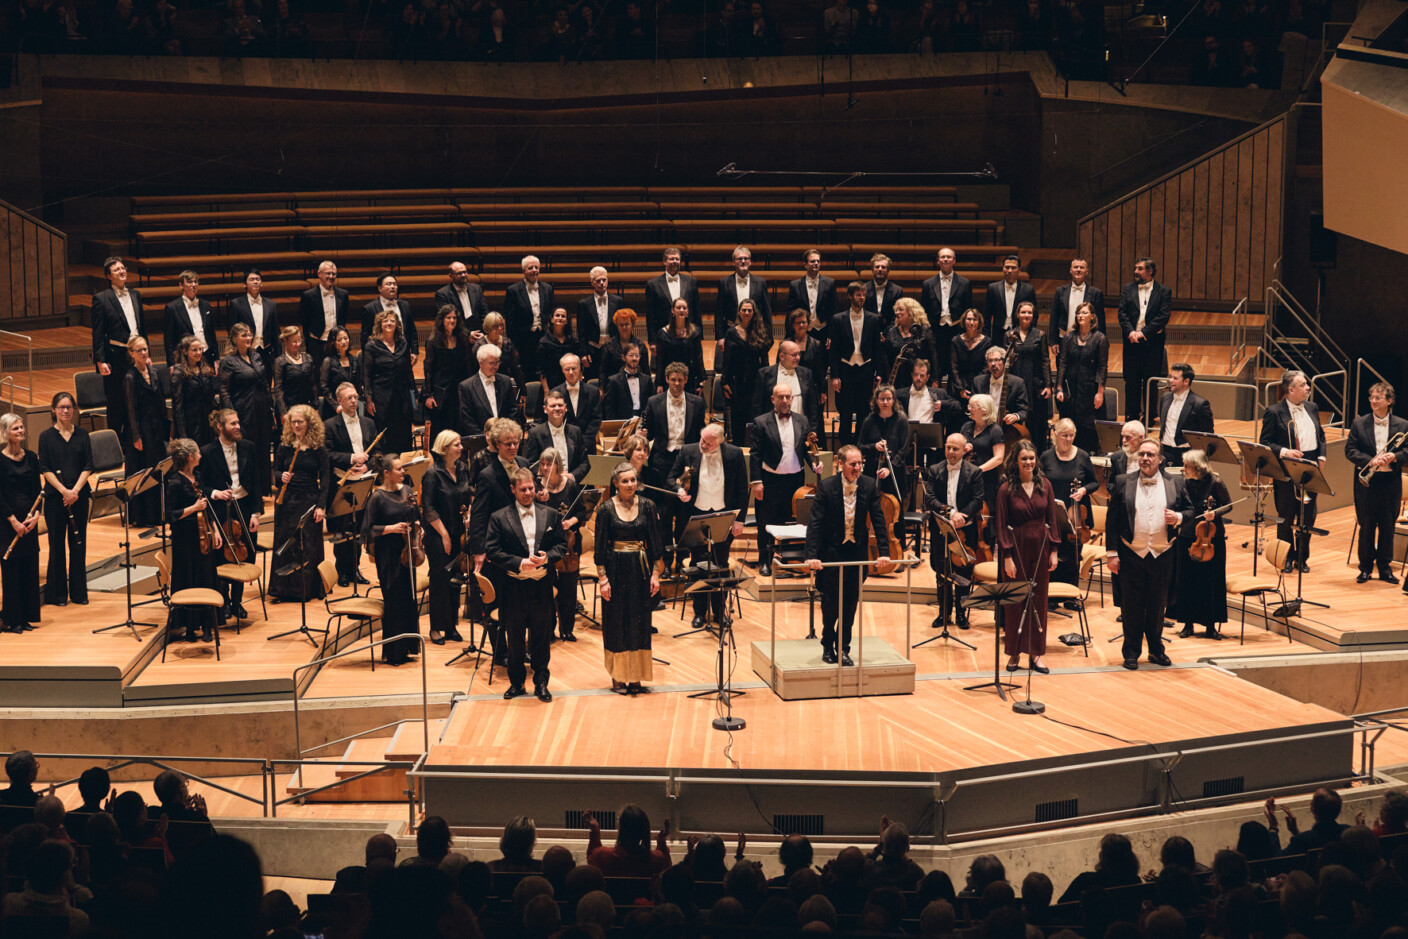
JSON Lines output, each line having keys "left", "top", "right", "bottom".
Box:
{"left": 1358, "top": 429, "right": 1408, "bottom": 486}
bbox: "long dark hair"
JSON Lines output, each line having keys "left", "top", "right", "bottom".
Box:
{"left": 1001, "top": 438, "right": 1045, "bottom": 492}
{"left": 738, "top": 300, "right": 769, "bottom": 351}
{"left": 429, "top": 304, "right": 470, "bottom": 349}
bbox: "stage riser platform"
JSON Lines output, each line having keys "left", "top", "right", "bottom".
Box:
{"left": 751, "top": 638, "right": 915, "bottom": 699}
{"left": 1213, "top": 651, "right": 1408, "bottom": 720}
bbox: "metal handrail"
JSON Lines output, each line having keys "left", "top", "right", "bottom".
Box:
{"left": 1310, "top": 369, "right": 1348, "bottom": 429}
{"left": 0, "top": 329, "right": 34, "bottom": 405}
{"left": 1353, "top": 358, "right": 1391, "bottom": 422}
{"left": 1267, "top": 279, "right": 1350, "bottom": 366}
{"left": 3, "top": 750, "right": 271, "bottom": 813}
{"left": 1229, "top": 297, "right": 1250, "bottom": 371}
{"left": 291, "top": 635, "right": 429, "bottom": 760}
{"left": 1146, "top": 376, "right": 1263, "bottom": 439}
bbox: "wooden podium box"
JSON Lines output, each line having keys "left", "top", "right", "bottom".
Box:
{"left": 750, "top": 638, "right": 916, "bottom": 700}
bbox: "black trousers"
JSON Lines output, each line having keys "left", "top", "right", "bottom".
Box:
{"left": 835, "top": 361, "right": 877, "bottom": 445}
{"left": 1123, "top": 336, "right": 1165, "bottom": 424}
{"left": 1355, "top": 476, "right": 1399, "bottom": 572}
{"left": 688, "top": 533, "right": 733, "bottom": 621}
{"left": 43, "top": 492, "right": 89, "bottom": 604}
{"left": 554, "top": 568, "right": 579, "bottom": 636}
{"left": 426, "top": 538, "right": 461, "bottom": 636}
{"left": 819, "top": 541, "right": 867, "bottom": 654}
{"left": 757, "top": 470, "right": 804, "bottom": 566}
{"left": 1274, "top": 477, "right": 1319, "bottom": 562}
{"left": 102, "top": 358, "right": 131, "bottom": 443}
{"left": 503, "top": 577, "right": 554, "bottom": 687}
{"left": 1117, "top": 543, "right": 1175, "bottom": 661}
{"left": 1162, "top": 445, "right": 1189, "bottom": 470}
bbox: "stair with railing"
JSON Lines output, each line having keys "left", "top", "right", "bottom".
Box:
{"left": 285, "top": 718, "right": 447, "bottom": 803}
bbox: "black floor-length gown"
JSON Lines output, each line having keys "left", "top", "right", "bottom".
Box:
{"left": 593, "top": 497, "right": 662, "bottom": 683}
{"left": 269, "top": 443, "right": 331, "bottom": 601}
{"left": 125, "top": 366, "right": 171, "bottom": 527}
{"left": 362, "top": 486, "right": 422, "bottom": 664}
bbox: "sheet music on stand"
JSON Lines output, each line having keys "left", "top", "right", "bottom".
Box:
{"left": 1183, "top": 431, "right": 1242, "bottom": 469}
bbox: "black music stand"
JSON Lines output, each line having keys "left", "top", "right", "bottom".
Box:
{"left": 673, "top": 510, "right": 741, "bottom": 639}
{"left": 1274, "top": 456, "right": 1334, "bottom": 620}
{"left": 94, "top": 466, "right": 164, "bottom": 640}
{"left": 914, "top": 512, "right": 976, "bottom": 651}
{"left": 328, "top": 475, "right": 375, "bottom": 596}
{"left": 1184, "top": 431, "right": 1241, "bottom": 470}
{"left": 1095, "top": 420, "right": 1125, "bottom": 456}
{"left": 961, "top": 582, "right": 1028, "bottom": 700}
{"left": 266, "top": 505, "right": 327, "bottom": 648}
{"left": 1236, "top": 441, "right": 1289, "bottom": 577}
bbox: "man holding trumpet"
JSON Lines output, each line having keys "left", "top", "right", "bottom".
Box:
{"left": 1346, "top": 381, "right": 1408, "bottom": 585}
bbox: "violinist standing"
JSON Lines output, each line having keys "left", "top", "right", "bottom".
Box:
{"left": 1170, "top": 449, "right": 1230, "bottom": 640}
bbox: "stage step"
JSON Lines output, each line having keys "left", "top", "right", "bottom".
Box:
{"left": 385, "top": 718, "right": 447, "bottom": 763}
{"left": 281, "top": 735, "right": 409, "bottom": 803}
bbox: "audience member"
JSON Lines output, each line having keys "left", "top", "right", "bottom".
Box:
{"left": 2, "top": 839, "right": 90, "bottom": 936}
{"left": 1, "top": 749, "right": 40, "bottom": 806}
{"left": 1284, "top": 787, "right": 1350, "bottom": 854}
{"left": 770, "top": 832, "right": 814, "bottom": 886}
{"left": 490, "top": 815, "right": 541, "bottom": 872}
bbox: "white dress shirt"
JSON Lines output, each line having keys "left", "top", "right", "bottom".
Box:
{"left": 769, "top": 415, "right": 802, "bottom": 474}
{"left": 525, "top": 281, "right": 541, "bottom": 330}
{"left": 482, "top": 372, "right": 499, "bottom": 418}
{"left": 184, "top": 298, "right": 208, "bottom": 347}
{"left": 909, "top": 386, "right": 935, "bottom": 424}
{"left": 1162, "top": 391, "right": 1188, "bottom": 447}
{"left": 1375, "top": 414, "right": 1390, "bottom": 453}
{"left": 321, "top": 288, "right": 338, "bottom": 339}
{"left": 1003, "top": 282, "right": 1017, "bottom": 329}
{"left": 548, "top": 421, "right": 568, "bottom": 461}
{"left": 697, "top": 450, "right": 725, "bottom": 512}
{"left": 778, "top": 366, "right": 802, "bottom": 400}
{"left": 454, "top": 285, "right": 475, "bottom": 322}
{"left": 565, "top": 382, "right": 581, "bottom": 414}
{"left": 665, "top": 393, "right": 686, "bottom": 450}
{"left": 1065, "top": 283, "right": 1085, "bottom": 332}
{"left": 115, "top": 289, "right": 138, "bottom": 336}
{"left": 1288, "top": 402, "right": 1317, "bottom": 454}
{"left": 945, "top": 461, "right": 961, "bottom": 507}
{"left": 342, "top": 412, "right": 364, "bottom": 454}
{"left": 665, "top": 273, "right": 681, "bottom": 302}
{"left": 805, "top": 276, "right": 819, "bottom": 315}
{"left": 625, "top": 371, "right": 642, "bottom": 410}
{"left": 519, "top": 504, "right": 537, "bottom": 555}
{"left": 842, "top": 480, "right": 858, "bottom": 542}
{"left": 594, "top": 294, "right": 610, "bottom": 335}
{"left": 248, "top": 295, "right": 265, "bottom": 343}
{"left": 937, "top": 273, "right": 953, "bottom": 324}
{"left": 1136, "top": 282, "right": 1152, "bottom": 330}
{"left": 847, "top": 311, "right": 867, "bottom": 366}
{"left": 1126, "top": 474, "right": 1170, "bottom": 558}
{"left": 222, "top": 442, "right": 247, "bottom": 499}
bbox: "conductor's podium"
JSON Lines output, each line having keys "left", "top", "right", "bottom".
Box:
{"left": 752, "top": 638, "right": 916, "bottom": 700}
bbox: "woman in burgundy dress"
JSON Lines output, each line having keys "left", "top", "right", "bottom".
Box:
{"left": 995, "top": 438, "right": 1062, "bottom": 673}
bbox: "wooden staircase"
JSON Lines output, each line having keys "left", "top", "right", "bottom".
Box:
{"left": 284, "top": 718, "right": 446, "bottom": 804}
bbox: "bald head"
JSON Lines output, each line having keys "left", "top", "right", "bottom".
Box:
{"left": 700, "top": 424, "right": 724, "bottom": 453}
{"left": 771, "top": 384, "right": 794, "bottom": 417}
{"left": 778, "top": 341, "right": 800, "bottom": 368}
{"left": 945, "top": 433, "right": 967, "bottom": 464}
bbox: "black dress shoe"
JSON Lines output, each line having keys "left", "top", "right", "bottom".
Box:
{"left": 561, "top": 633, "right": 577, "bottom": 642}
{"left": 1179, "top": 624, "right": 1195, "bottom": 638}
{"left": 1358, "top": 571, "right": 1373, "bottom": 584}
{"left": 1031, "top": 662, "right": 1050, "bottom": 675}
{"left": 931, "top": 615, "right": 945, "bottom": 629}
{"left": 1149, "top": 653, "right": 1173, "bottom": 667}
{"left": 956, "top": 616, "right": 970, "bottom": 630}
{"left": 234, "top": 604, "right": 249, "bottom": 619}
{"left": 1299, "top": 560, "right": 1310, "bottom": 573}
{"left": 201, "top": 629, "right": 214, "bottom": 642}
{"left": 535, "top": 685, "right": 552, "bottom": 702}
{"left": 503, "top": 684, "right": 527, "bottom": 700}
{"left": 337, "top": 576, "right": 350, "bottom": 588}
{"left": 53, "top": 600, "right": 67, "bottom": 607}
{"left": 1381, "top": 569, "right": 1400, "bottom": 585}
{"left": 1205, "top": 628, "right": 1223, "bottom": 641}
{"left": 1283, "top": 558, "right": 1297, "bottom": 573}
{"left": 73, "top": 599, "right": 89, "bottom": 605}
{"left": 444, "top": 630, "right": 464, "bottom": 642}
{"left": 691, "top": 615, "right": 705, "bottom": 629}
{"left": 1123, "top": 659, "right": 1138, "bottom": 670}
{"left": 183, "top": 632, "right": 198, "bottom": 643}
{"left": 430, "top": 632, "right": 446, "bottom": 646}
{"left": 759, "top": 562, "right": 772, "bottom": 577}
{"left": 1006, "top": 660, "right": 1020, "bottom": 672}
{"left": 841, "top": 653, "right": 854, "bottom": 667}
{"left": 352, "top": 571, "right": 371, "bottom": 585}
{"left": 821, "top": 649, "right": 837, "bottom": 665}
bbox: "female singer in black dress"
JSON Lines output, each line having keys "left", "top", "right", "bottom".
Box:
{"left": 593, "top": 461, "right": 663, "bottom": 696}
{"left": 124, "top": 335, "right": 171, "bottom": 527}
{"left": 39, "top": 393, "right": 93, "bottom": 607}
{"left": 1040, "top": 417, "right": 1097, "bottom": 600}
{"left": 363, "top": 310, "right": 415, "bottom": 454}
{"left": 884, "top": 298, "right": 938, "bottom": 387}
{"left": 273, "top": 326, "right": 318, "bottom": 418}
{"left": 0, "top": 413, "right": 42, "bottom": 633}
{"left": 535, "top": 446, "right": 584, "bottom": 642}
{"left": 165, "top": 438, "right": 222, "bottom": 642}
{"left": 721, "top": 298, "right": 770, "bottom": 445}
{"left": 422, "top": 429, "right": 469, "bottom": 646}
{"left": 221, "top": 322, "right": 274, "bottom": 496}
{"left": 1056, "top": 302, "right": 1109, "bottom": 455}
{"left": 477, "top": 313, "right": 527, "bottom": 395}
{"left": 962, "top": 392, "right": 1006, "bottom": 539}
{"left": 362, "top": 455, "right": 422, "bottom": 665}
{"left": 171, "top": 336, "right": 219, "bottom": 448}
{"left": 536, "top": 306, "right": 579, "bottom": 395}
{"left": 598, "top": 307, "right": 650, "bottom": 382}
{"left": 995, "top": 439, "right": 1061, "bottom": 674}
{"left": 653, "top": 298, "right": 706, "bottom": 395}
{"left": 949, "top": 308, "right": 992, "bottom": 401}
{"left": 1171, "top": 449, "right": 1231, "bottom": 640}
{"left": 269, "top": 404, "right": 330, "bottom": 602}
{"left": 1006, "top": 301, "right": 1052, "bottom": 450}
{"left": 424, "top": 305, "right": 472, "bottom": 440}
{"left": 783, "top": 306, "right": 828, "bottom": 420}
{"left": 319, "top": 327, "right": 362, "bottom": 419}
{"left": 858, "top": 385, "right": 912, "bottom": 504}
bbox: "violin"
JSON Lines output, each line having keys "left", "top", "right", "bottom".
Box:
{"left": 193, "top": 479, "right": 213, "bottom": 555}
{"left": 1066, "top": 471, "right": 1092, "bottom": 545}
{"left": 401, "top": 486, "right": 426, "bottom": 567}
{"left": 1189, "top": 495, "right": 1218, "bottom": 563}
{"left": 934, "top": 503, "right": 975, "bottom": 569}
{"left": 221, "top": 498, "right": 250, "bottom": 564}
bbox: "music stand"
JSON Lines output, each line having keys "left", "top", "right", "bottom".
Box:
{"left": 401, "top": 456, "right": 432, "bottom": 490}
{"left": 961, "top": 582, "right": 1028, "bottom": 700}
{"left": 674, "top": 510, "right": 741, "bottom": 639}
{"left": 682, "top": 571, "right": 751, "bottom": 723}
{"left": 1184, "top": 431, "right": 1241, "bottom": 470}
{"left": 1095, "top": 420, "right": 1125, "bottom": 456}
{"left": 914, "top": 512, "right": 976, "bottom": 651}
{"left": 460, "top": 434, "right": 488, "bottom": 466}
{"left": 328, "top": 474, "right": 375, "bottom": 595}
{"left": 94, "top": 466, "right": 164, "bottom": 639}
{"left": 266, "top": 504, "right": 327, "bottom": 647}
{"left": 1274, "top": 456, "right": 1334, "bottom": 620}
{"left": 1237, "top": 441, "right": 1290, "bottom": 577}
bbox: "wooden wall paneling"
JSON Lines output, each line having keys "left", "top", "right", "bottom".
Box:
{"left": 52, "top": 236, "right": 67, "bottom": 317}
{"left": 1135, "top": 190, "right": 1151, "bottom": 264}
{"left": 8, "top": 212, "right": 23, "bottom": 322}
{"left": 1121, "top": 199, "right": 1138, "bottom": 298}
{"left": 36, "top": 224, "right": 53, "bottom": 320}
{"left": 1078, "top": 221, "right": 1093, "bottom": 276}
{"left": 1265, "top": 119, "right": 1285, "bottom": 292}
{"left": 24, "top": 224, "right": 40, "bottom": 319}
{"left": 1177, "top": 170, "right": 1195, "bottom": 299}
{"left": 1149, "top": 183, "right": 1166, "bottom": 284}
{"left": 1165, "top": 181, "right": 1182, "bottom": 289}
{"left": 1222, "top": 148, "right": 1239, "bottom": 301}
{"left": 1235, "top": 137, "right": 1255, "bottom": 302}
{"left": 1192, "top": 160, "right": 1209, "bottom": 300}
{"left": 1249, "top": 128, "right": 1269, "bottom": 297}
{"left": 1206, "top": 152, "right": 1225, "bottom": 301}
{"left": 1105, "top": 206, "right": 1121, "bottom": 301}
{"left": 1091, "top": 212, "right": 1109, "bottom": 298}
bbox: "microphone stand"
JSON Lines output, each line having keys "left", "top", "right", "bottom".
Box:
{"left": 1008, "top": 514, "right": 1050, "bottom": 716}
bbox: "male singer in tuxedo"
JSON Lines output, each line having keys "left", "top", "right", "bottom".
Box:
{"left": 925, "top": 432, "right": 985, "bottom": 630}
{"left": 1105, "top": 439, "right": 1192, "bottom": 670}
{"left": 753, "top": 340, "right": 820, "bottom": 431}
{"left": 602, "top": 342, "right": 650, "bottom": 421}
{"left": 864, "top": 253, "right": 905, "bottom": 329}
{"left": 644, "top": 247, "right": 702, "bottom": 342}
{"left": 644, "top": 363, "right": 707, "bottom": 567}
{"left": 323, "top": 383, "right": 378, "bottom": 586}
{"left": 750, "top": 384, "right": 822, "bottom": 577}
{"left": 1156, "top": 363, "right": 1214, "bottom": 468}
{"left": 806, "top": 445, "right": 894, "bottom": 665}
{"left": 433, "top": 261, "right": 486, "bottom": 338}
{"left": 504, "top": 255, "right": 553, "bottom": 377}
{"left": 458, "top": 344, "right": 520, "bottom": 436}
{"left": 468, "top": 422, "right": 530, "bottom": 665}
{"left": 553, "top": 353, "right": 602, "bottom": 443}
{"left": 227, "top": 268, "right": 281, "bottom": 369}
{"left": 828, "top": 282, "right": 885, "bottom": 445}
{"left": 360, "top": 273, "right": 418, "bottom": 362}
{"left": 920, "top": 247, "right": 974, "bottom": 385}
{"left": 1117, "top": 257, "right": 1172, "bottom": 424}
{"left": 1260, "top": 369, "right": 1329, "bottom": 573}
{"left": 163, "top": 270, "right": 217, "bottom": 367}
{"left": 1048, "top": 258, "right": 1106, "bottom": 345}
{"left": 972, "top": 346, "right": 1029, "bottom": 428}
{"left": 787, "top": 249, "right": 838, "bottom": 326}
{"left": 669, "top": 424, "right": 748, "bottom": 628}
{"left": 522, "top": 391, "right": 591, "bottom": 485}
{"left": 1346, "top": 382, "right": 1408, "bottom": 584}
{"left": 487, "top": 469, "right": 566, "bottom": 702}
{"left": 984, "top": 255, "right": 1037, "bottom": 337}
{"left": 201, "top": 409, "right": 264, "bottom": 619}
{"left": 576, "top": 267, "right": 627, "bottom": 377}
{"left": 299, "top": 261, "right": 349, "bottom": 369}
{"left": 906, "top": 359, "right": 963, "bottom": 466}
{"left": 91, "top": 256, "right": 145, "bottom": 443}
{"left": 715, "top": 245, "right": 772, "bottom": 342}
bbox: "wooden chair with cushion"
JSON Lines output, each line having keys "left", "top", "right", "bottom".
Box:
{"left": 1225, "top": 539, "right": 1293, "bottom": 644}
{"left": 154, "top": 551, "right": 226, "bottom": 661}
{"left": 317, "top": 560, "right": 384, "bottom": 662}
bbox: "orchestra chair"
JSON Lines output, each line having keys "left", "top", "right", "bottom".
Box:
{"left": 216, "top": 542, "right": 268, "bottom": 633}
{"left": 73, "top": 371, "right": 108, "bottom": 432}
{"left": 523, "top": 381, "right": 542, "bottom": 424}
{"left": 1046, "top": 550, "right": 1099, "bottom": 656}
{"left": 1225, "top": 539, "right": 1293, "bottom": 645}
{"left": 317, "top": 560, "right": 384, "bottom": 666}
{"left": 154, "top": 551, "right": 225, "bottom": 662}
{"left": 1083, "top": 504, "right": 1110, "bottom": 608}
